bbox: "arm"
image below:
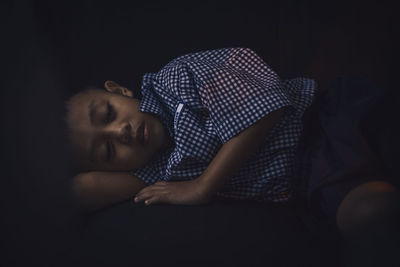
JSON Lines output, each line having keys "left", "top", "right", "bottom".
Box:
{"left": 72, "top": 171, "right": 146, "bottom": 211}
{"left": 199, "top": 107, "right": 285, "bottom": 194}
{"left": 134, "top": 107, "right": 285, "bottom": 205}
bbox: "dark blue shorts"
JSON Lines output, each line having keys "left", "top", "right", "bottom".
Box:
{"left": 294, "top": 76, "right": 398, "bottom": 225}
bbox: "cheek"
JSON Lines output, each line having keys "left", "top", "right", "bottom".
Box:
{"left": 115, "top": 144, "right": 151, "bottom": 169}
{"left": 121, "top": 99, "right": 141, "bottom": 117}
{"left": 147, "top": 117, "right": 166, "bottom": 147}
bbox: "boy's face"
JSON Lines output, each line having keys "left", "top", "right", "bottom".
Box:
{"left": 67, "top": 85, "right": 169, "bottom": 171}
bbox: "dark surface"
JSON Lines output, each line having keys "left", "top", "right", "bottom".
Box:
{"left": 69, "top": 199, "right": 339, "bottom": 267}
{"left": 1, "top": 0, "right": 396, "bottom": 266}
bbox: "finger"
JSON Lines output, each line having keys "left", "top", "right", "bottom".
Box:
{"left": 134, "top": 191, "right": 152, "bottom": 203}
{"left": 136, "top": 183, "right": 166, "bottom": 195}
{"left": 135, "top": 188, "right": 164, "bottom": 203}
{"left": 135, "top": 185, "right": 161, "bottom": 198}
{"left": 136, "top": 186, "right": 164, "bottom": 198}
{"left": 136, "top": 186, "right": 154, "bottom": 195}
{"left": 144, "top": 195, "right": 164, "bottom": 206}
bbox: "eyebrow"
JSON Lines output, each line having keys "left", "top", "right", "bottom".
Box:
{"left": 89, "top": 100, "right": 96, "bottom": 125}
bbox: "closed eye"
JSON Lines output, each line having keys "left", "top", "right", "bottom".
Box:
{"left": 105, "top": 101, "right": 115, "bottom": 123}
{"left": 106, "top": 140, "right": 114, "bottom": 161}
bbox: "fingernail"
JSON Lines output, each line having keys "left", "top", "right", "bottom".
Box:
{"left": 145, "top": 200, "right": 149, "bottom": 205}
{"left": 134, "top": 197, "right": 138, "bottom": 202}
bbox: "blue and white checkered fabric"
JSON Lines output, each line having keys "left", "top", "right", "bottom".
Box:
{"left": 132, "top": 47, "right": 316, "bottom": 202}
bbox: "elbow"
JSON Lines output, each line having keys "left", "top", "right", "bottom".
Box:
{"left": 71, "top": 172, "right": 98, "bottom": 211}
{"left": 72, "top": 172, "right": 95, "bottom": 197}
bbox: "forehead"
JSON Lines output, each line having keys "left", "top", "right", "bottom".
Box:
{"left": 72, "top": 89, "right": 109, "bottom": 108}
{"left": 68, "top": 90, "right": 108, "bottom": 121}
{"left": 66, "top": 90, "right": 107, "bottom": 158}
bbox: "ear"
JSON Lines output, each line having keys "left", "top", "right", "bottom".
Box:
{"left": 104, "top": 80, "right": 134, "bottom": 97}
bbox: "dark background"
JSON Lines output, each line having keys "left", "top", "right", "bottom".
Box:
{"left": 1, "top": 0, "right": 396, "bottom": 266}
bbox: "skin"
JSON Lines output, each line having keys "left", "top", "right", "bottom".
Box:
{"left": 336, "top": 180, "right": 399, "bottom": 235}
{"left": 336, "top": 181, "right": 400, "bottom": 266}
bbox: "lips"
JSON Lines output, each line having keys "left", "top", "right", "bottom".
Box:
{"left": 143, "top": 122, "right": 149, "bottom": 144}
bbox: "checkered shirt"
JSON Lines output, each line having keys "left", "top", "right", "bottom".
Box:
{"left": 131, "top": 47, "right": 316, "bottom": 202}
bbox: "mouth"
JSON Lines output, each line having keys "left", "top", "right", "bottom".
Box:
{"left": 135, "top": 121, "right": 149, "bottom": 145}
{"left": 143, "top": 122, "right": 149, "bottom": 144}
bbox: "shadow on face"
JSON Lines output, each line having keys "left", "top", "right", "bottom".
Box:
{"left": 66, "top": 82, "right": 170, "bottom": 171}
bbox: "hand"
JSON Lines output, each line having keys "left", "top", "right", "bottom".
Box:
{"left": 134, "top": 179, "right": 212, "bottom": 205}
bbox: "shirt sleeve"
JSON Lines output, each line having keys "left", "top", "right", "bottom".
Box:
{"left": 130, "top": 148, "right": 173, "bottom": 185}
{"left": 181, "top": 47, "right": 292, "bottom": 143}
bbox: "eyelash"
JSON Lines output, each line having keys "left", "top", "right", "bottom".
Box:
{"left": 105, "top": 102, "right": 114, "bottom": 123}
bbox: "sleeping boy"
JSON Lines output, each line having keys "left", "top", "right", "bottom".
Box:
{"left": 66, "top": 47, "right": 315, "bottom": 211}
{"left": 66, "top": 47, "right": 399, "bottom": 238}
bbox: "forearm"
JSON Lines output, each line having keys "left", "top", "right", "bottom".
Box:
{"left": 199, "top": 107, "right": 286, "bottom": 194}
{"left": 72, "top": 171, "right": 146, "bottom": 211}
{"left": 133, "top": 107, "right": 286, "bottom": 206}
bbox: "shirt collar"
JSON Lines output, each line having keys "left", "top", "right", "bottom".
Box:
{"left": 139, "top": 73, "right": 174, "bottom": 138}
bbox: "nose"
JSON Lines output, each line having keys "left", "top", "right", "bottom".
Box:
{"left": 106, "top": 122, "right": 132, "bottom": 144}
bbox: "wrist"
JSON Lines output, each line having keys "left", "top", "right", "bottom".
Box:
{"left": 197, "top": 174, "right": 217, "bottom": 196}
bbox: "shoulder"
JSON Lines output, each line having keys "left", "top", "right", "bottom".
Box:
{"left": 156, "top": 47, "right": 262, "bottom": 79}
{"left": 167, "top": 47, "right": 257, "bottom": 65}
